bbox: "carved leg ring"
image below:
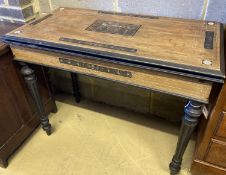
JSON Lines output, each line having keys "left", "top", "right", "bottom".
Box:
{"left": 169, "top": 101, "right": 202, "bottom": 174}
{"left": 71, "top": 73, "right": 81, "bottom": 103}
{"left": 21, "top": 64, "right": 51, "bottom": 135}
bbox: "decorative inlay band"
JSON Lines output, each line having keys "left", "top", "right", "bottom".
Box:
{"left": 59, "top": 57, "right": 132, "bottom": 78}
{"left": 59, "top": 37, "right": 137, "bottom": 53}
{"left": 204, "top": 31, "right": 214, "bottom": 49}
{"left": 98, "top": 11, "right": 159, "bottom": 19}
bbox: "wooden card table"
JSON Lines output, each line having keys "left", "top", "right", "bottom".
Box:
{"left": 1, "top": 8, "right": 225, "bottom": 174}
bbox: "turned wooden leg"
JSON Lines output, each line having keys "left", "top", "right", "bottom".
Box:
{"left": 169, "top": 101, "right": 202, "bottom": 174}
{"left": 21, "top": 64, "right": 51, "bottom": 135}
{"left": 43, "top": 67, "right": 58, "bottom": 114}
{"left": 71, "top": 73, "right": 81, "bottom": 103}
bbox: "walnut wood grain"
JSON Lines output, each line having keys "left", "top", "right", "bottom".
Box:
{"left": 205, "top": 139, "right": 226, "bottom": 168}
{"left": 192, "top": 160, "right": 226, "bottom": 175}
{"left": 190, "top": 28, "right": 226, "bottom": 175}
{"left": 11, "top": 46, "right": 213, "bottom": 103}
{"left": 5, "top": 8, "right": 224, "bottom": 78}
{"left": 215, "top": 112, "right": 226, "bottom": 139}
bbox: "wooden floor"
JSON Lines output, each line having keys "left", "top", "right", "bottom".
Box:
{"left": 0, "top": 94, "right": 195, "bottom": 175}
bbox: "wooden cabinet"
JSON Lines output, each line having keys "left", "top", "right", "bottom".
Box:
{"left": 205, "top": 139, "right": 226, "bottom": 168}
{"left": 215, "top": 112, "right": 226, "bottom": 139}
{"left": 0, "top": 22, "right": 57, "bottom": 168}
{"left": 191, "top": 82, "right": 226, "bottom": 175}
{"left": 191, "top": 28, "right": 226, "bottom": 175}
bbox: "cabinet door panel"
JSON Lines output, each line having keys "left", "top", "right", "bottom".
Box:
{"left": 0, "top": 68, "right": 23, "bottom": 145}
{"left": 205, "top": 139, "right": 226, "bottom": 168}
{"left": 215, "top": 112, "right": 226, "bottom": 139}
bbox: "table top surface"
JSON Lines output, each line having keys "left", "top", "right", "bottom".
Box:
{"left": 2, "top": 8, "right": 225, "bottom": 82}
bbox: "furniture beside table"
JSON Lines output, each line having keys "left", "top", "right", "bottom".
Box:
{"left": 191, "top": 80, "right": 226, "bottom": 175}
{"left": 0, "top": 22, "right": 57, "bottom": 168}
{"left": 191, "top": 30, "right": 226, "bottom": 174}
{"left": 1, "top": 8, "right": 225, "bottom": 174}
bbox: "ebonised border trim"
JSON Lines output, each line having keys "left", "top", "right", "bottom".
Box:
{"left": 14, "top": 57, "right": 210, "bottom": 104}
{"left": 1, "top": 34, "right": 225, "bottom": 83}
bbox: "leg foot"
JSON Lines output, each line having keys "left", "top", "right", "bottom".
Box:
{"left": 40, "top": 118, "right": 51, "bottom": 135}
{"left": 21, "top": 64, "right": 52, "bottom": 135}
{"left": 0, "top": 159, "right": 8, "bottom": 168}
{"left": 169, "top": 159, "right": 181, "bottom": 175}
{"left": 71, "top": 73, "right": 81, "bottom": 103}
{"left": 169, "top": 101, "right": 202, "bottom": 174}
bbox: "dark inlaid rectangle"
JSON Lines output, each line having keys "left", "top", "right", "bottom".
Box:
{"left": 86, "top": 20, "right": 141, "bottom": 36}
{"left": 204, "top": 31, "right": 214, "bottom": 49}
{"left": 59, "top": 37, "right": 137, "bottom": 53}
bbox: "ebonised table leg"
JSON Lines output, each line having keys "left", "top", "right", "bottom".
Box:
{"left": 169, "top": 100, "right": 202, "bottom": 174}
{"left": 71, "top": 73, "right": 80, "bottom": 103}
{"left": 21, "top": 64, "right": 51, "bottom": 135}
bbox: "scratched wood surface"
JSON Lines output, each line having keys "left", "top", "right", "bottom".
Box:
{"left": 5, "top": 8, "right": 223, "bottom": 75}
{"left": 12, "top": 46, "right": 212, "bottom": 103}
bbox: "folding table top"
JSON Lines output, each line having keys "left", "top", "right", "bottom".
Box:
{"left": 2, "top": 8, "right": 225, "bottom": 82}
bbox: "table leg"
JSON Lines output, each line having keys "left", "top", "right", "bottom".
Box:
{"left": 71, "top": 73, "right": 81, "bottom": 103}
{"left": 169, "top": 100, "right": 202, "bottom": 174}
{"left": 21, "top": 64, "right": 51, "bottom": 135}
